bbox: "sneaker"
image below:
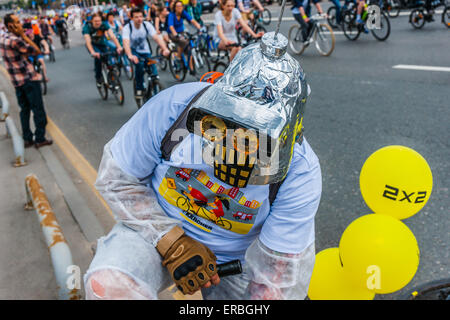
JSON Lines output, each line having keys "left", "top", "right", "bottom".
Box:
{"left": 96, "top": 79, "right": 103, "bottom": 88}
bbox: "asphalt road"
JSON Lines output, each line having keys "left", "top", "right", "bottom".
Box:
{"left": 42, "top": 3, "right": 449, "bottom": 299}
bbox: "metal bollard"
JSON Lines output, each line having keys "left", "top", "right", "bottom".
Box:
{"left": 5, "top": 116, "right": 26, "bottom": 167}
{"left": 0, "top": 91, "right": 9, "bottom": 121}
{"left": 25, "top": 174, "right": 81, "bottom": 300}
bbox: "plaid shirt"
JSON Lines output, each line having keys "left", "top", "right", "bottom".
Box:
{"left": 0, "top": 31, "right": 39, "bottom": 87}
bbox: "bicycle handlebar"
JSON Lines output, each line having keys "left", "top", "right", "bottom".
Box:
{"left": 309, "top": 13, "right": 328, "bottom": 21}
{"left": 217, "top": 260, "right": 242, "bottom": 277}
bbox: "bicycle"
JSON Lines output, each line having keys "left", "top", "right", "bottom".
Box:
{"left": 197, "top": 24, "right": 216, "bottom": 58}
{"left": 59, "top": 28, "right": 70, "bottom": 49}
{"left": 342, "top": 4, "right": 391, "bottom": 41}
{"left": 236, "top": 15, "right": 267, "bottom": 46}
{"left": 377, "top": 0, "right": 403, "bottom": 17}
{"left": 254, "top": 7, "right": 272, "bottom": 25}
{"left": 327, "top": 2, "right": 356, "bottom": 28}
{"left": 117, "top": 52, "right": 134, "bottom": 80}
{"left": 409, "top": 0, "right": 450, "bottom": 28}
{"left": 133, "top": 55, "right": 164, "bottom": 109}
{"left": 44, "top": 37, "right": 56, "bottom": 62}
{"left": 288, "top": 14, "right": 336, "bottom": 56}
{"left": 156, "top": 42, "right": 176, "bottom": 71}
{"left": 176, "top": 196, "right": 233, "bottom": 231}
{"left": 96, "top": 52, "right": 125, "bottom": 106}
{"left": 67, "top": 15, "right": 76, "bottom": 31}
{"left": 212, "top": 39, "right": 260, "bottom": 73}
{"left": 401, "top": 278, "right": 450, "bottom": 300}
{"left": 168, "top": 31, "right": 211, "bottom": 82}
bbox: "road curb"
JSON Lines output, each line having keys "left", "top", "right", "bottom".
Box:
{"left": 0, "top": 64, "right": 106, "bottom": 244}
{"left": 38, "top": 146, "right": 105, "bottom": 243}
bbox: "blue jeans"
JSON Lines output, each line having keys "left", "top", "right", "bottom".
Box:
{"left": 132, "top": 49, "right": 158, "bottom": 91}
{"left": 330, "top": 0, "right": 342, "bottom": 24}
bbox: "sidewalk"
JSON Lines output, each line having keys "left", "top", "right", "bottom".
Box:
{"left": 0, "top": 66, "right": 201, "bottom": 300}
{"left": 0, "top": 71, "right": 98, "bottom": 299}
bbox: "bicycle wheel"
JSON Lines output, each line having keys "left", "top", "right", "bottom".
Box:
{"left": 108, "top": 70, "right": 124, "bottom": 105}
{"left": 387, "top": 0, "right": 401, "bottom": 17}
{"left": 314, "top": 23, "right": 335, "bottom": 56}
{"left": 327, "top": 6, "right": 339, "bottom": 28}
{"left": 156, "top": 46, "right": 168, "bottom": 71}
{"left": 371, "top": 11, "right": 391, "bottom": 41}
{"left": 97, "top": 81, "right": 108, "bottom": 100}
{"left": 216, "top": 218, "right": 232, "bottom": 231}
{"left": 213, "top": 61, "right": 228, "bottom": 73}
{"left": 288, "top": 24, "right": 307, "bottom": 55}
{"left": 98, "top": 67, "right": 108, "bottom": 100}
{"left": 410, "top": 8, "right": 426, "bottom": 29}
{"left": 133, "top": 77, "right": 144, "bottom": 108}
{"left": 342, "top": 11, "right": 361, "bottom": 41}
{"left": 147, "top": 78, "right": 164, "bottom": 100}
{"left": 176, "top": 197, "right": 191, "bottom": 213}
{"left": 442, "top": 6, "right": 450, "bottom": 28}
{"left": 192, "top": 51, "right": 211, "bottom": 80}
{"left": 121, "top": 55, "right": 134, "bottom": 80}
{"left": 255, "top": 25, "right": 266, "bottom": 35}
{"left": 169, "top": 51, "right": 187, "bottom": 82}
{"left": 262, "top": 8, "right": 272, "bottom": 25}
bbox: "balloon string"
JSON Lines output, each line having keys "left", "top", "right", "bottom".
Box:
{"left": 275, "top": 0, "right": 288, "bottom": 40}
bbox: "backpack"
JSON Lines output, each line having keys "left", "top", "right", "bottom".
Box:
{"left": 160, "top": 85, "right": 288, "bottom": 206}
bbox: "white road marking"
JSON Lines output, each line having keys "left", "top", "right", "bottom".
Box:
{"left": 392, "top": 64, "right": 450, "bottom": 72}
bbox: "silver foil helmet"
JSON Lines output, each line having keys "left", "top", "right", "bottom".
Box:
{"left": 186, "top": 32, "right": 310, "bottom": 188}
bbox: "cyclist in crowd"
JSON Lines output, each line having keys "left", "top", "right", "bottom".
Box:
{"left": 143, "top": 0, "right": 156, "bottom": 21}
{"left": 168, "top": 0, "right": 203, "bottom": 65}
{"left": 29, "top": 21, "right": 50, "bottom": 82}
{"left": 54, "top": 14, "right": 69, "bottom": 47}
{"left": 83, "top": 12, "right": 123, "bottom": 88}
{"left": 154, "top": 6, "right": 171, "bottom": 44}
{"left": 122, "top": 7, "right": 170, "bottom": 101}
{"left": 39, "top": 16, "right": 55, "bottom": 48}
{"left": 106, "top": 11, "right": 123, "bottom": 45}
{"left": 237, "top": 0, "right": 264, "bottom": 25}
{"left": 291, "top": 0, "right": 325, "bottom": 43}
{"left": 120, "top": 4, "right": 131, "bottom": 26}
{"left": 186, "top": 0, "right": 204, "bottom": 27}
{"left": 355, "top": 0, "right": 367, "bottom": 25}
{"left": 131, "top": 0, "right": 145, "bottom": 9}
{"left": 168, "top": 0, "right": 177, "bottom": 12}
{"left": 328, "top": 0, "right": 343, "bottom": 25}
{"left": 215, "top": 0, "right": 263, "bottom": 61}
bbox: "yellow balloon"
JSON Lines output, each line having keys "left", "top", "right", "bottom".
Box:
{"left": 360, "top": 145, "right": 433, "bottom": 220}
{"left": 308, "top": 248, "right": 375, "bottom": 300}
{"left": 339, "top": 214, "right": 420, "bottom": 294}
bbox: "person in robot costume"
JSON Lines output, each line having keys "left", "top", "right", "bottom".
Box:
{"left": 84, "top": 31, "right": 322, "bottom": 300}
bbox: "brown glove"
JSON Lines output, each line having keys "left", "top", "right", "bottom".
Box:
{"left": 156, "top": 226, "right": 217, "bottom": 295}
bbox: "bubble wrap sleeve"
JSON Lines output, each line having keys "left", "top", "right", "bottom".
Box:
{"left": 95, "top": 141, "right": 182, "bottom": 247}
{"left": 243, "top": 239, "right": 315, "bottom": 300}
